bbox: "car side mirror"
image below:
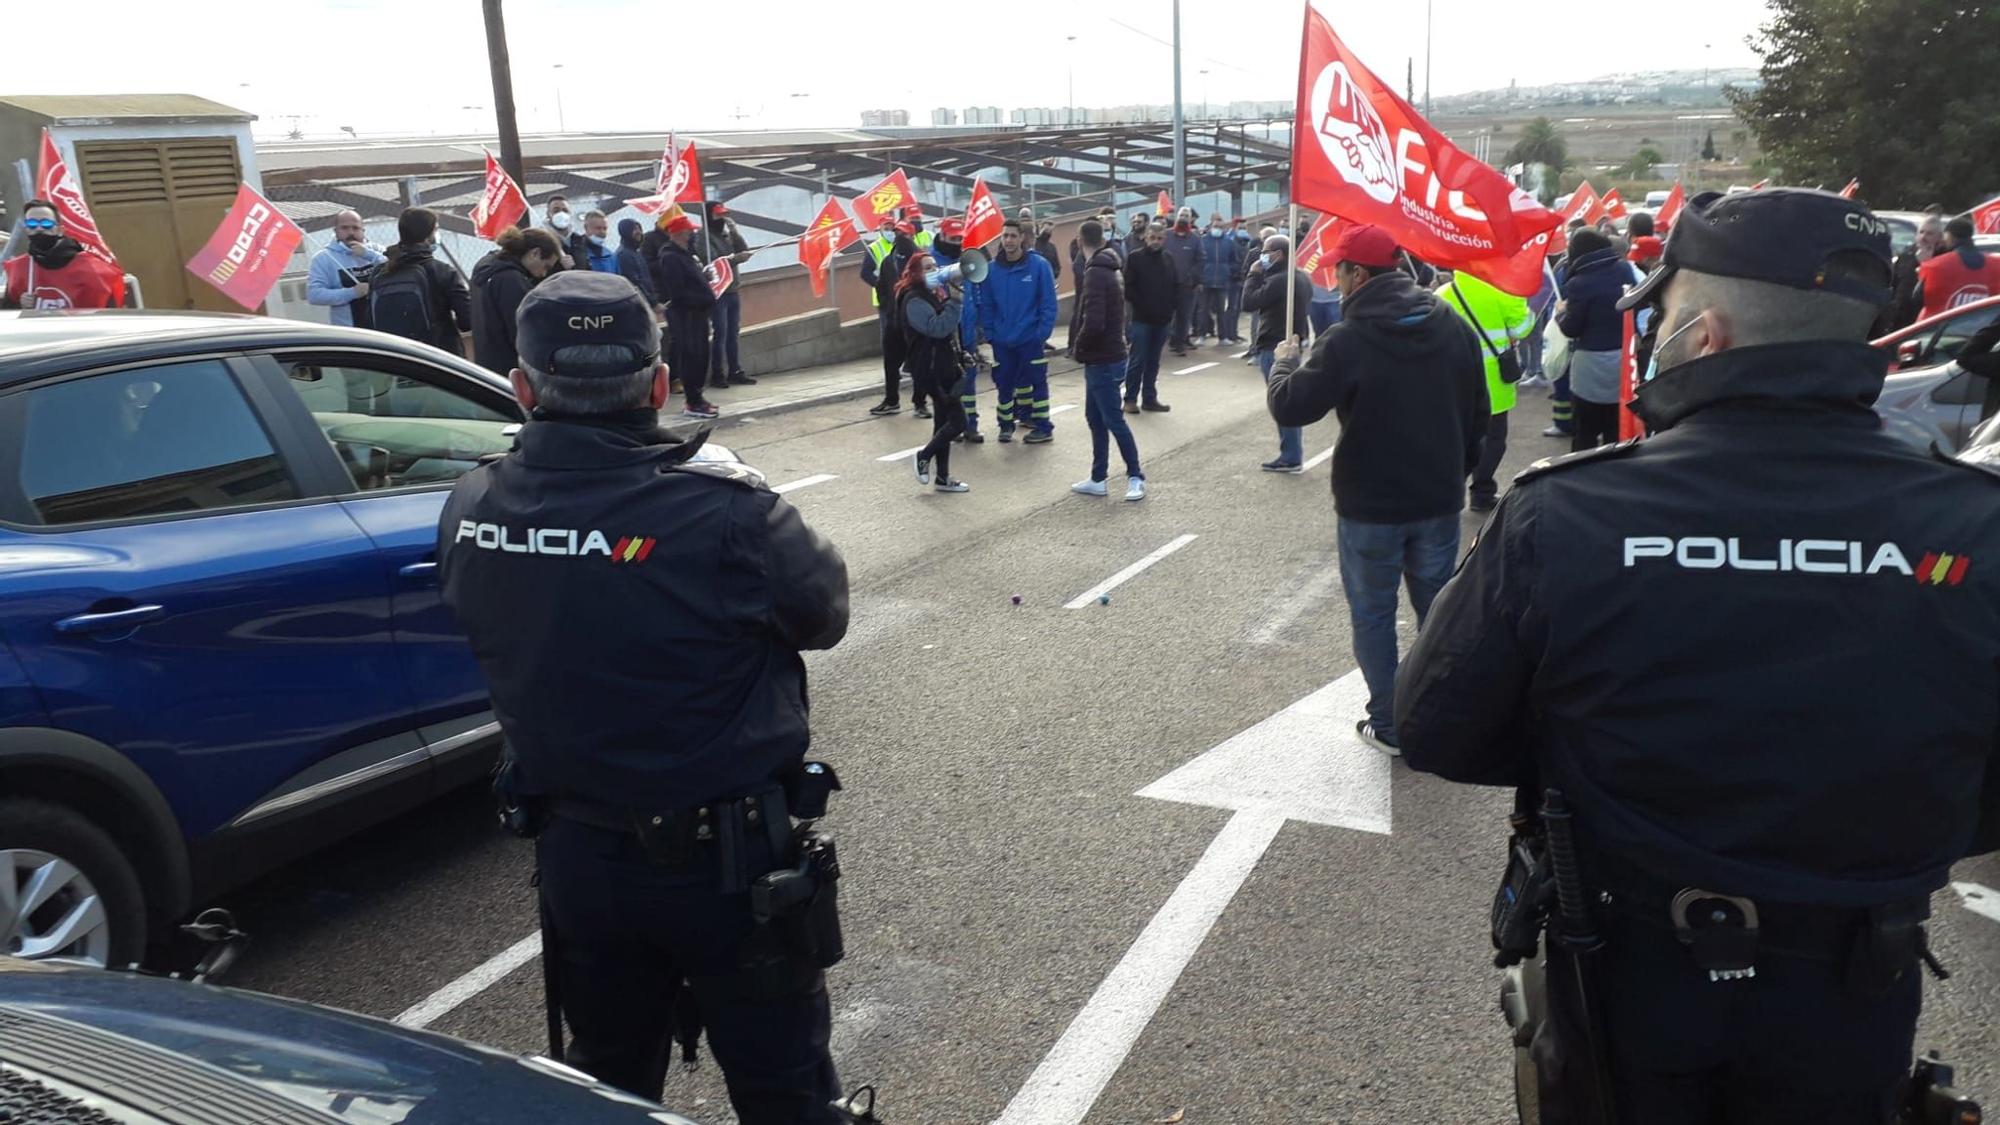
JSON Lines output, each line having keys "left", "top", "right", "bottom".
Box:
{"left": 1897, "top": 339, "right": 1926, "bottom": 367}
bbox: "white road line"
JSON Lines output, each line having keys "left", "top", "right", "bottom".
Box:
{"left": 876, "top": 445, "right": 928, "bottom": 463}
{"left": 1301, "top": 445, "right": 1337, "bottom": 472}
{"left": 1245, "top": 559, "right": 1342, "bottom": 645}
{"left": 1050, "top": 403, "right": 1079, "bottom": 416}
{"left": 1064, "top": 534, "right": 1199, "bottom": 609}
{"left": 991, "top": 811, "right": 1286, "bottom": 1125}
{"left": 1174, "top": 361, "right": 1219, "bottom": 375}
{"left": 773, "top": 473, "right": 839, "bottom": 494}
{"left": 395, "top": 930, "right": 541, "bottom": 1029}
{"left": 1231, "top": 350, "right": 1249, "bottom": 359}
{"left": 1953, "top": 882, "right": 2000, "bottom": 926}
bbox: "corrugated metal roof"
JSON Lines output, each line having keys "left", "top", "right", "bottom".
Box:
{"left": 0, "top": 93, "right": 254, "bottom": 123}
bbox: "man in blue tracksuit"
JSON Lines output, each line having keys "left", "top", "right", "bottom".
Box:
{"left": 929, "top": 218, "right": 989, "bottom": 442}
{"left": 976, "top": 219, "right": 1060, "bottom": 443}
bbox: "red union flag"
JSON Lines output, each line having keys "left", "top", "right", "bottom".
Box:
{"left": 1839, "top": 178, "right": 1861, "bottom": 200}
{"left": 470, "top": 151, "right": 528, "bottom": 240}
{"left": 1619, "top": 308, "right": 1642, "bottom": 440}
{"left": 1157, "top": 190, "right": 1173, "bottom": 216}
{"left": 1295, "top": 212, "right": 1345, "bottom": 289}
{"left": 799, "top": 197, "right": 860, "bottom": 298}
{"left": 631, "top": 142, "right": 706, "bottom": 214}
{"left": 185, "top": 183, "right": 303, "bottom": 311}
{"left": 963, "top": 180, "right": 1005, "bottom": 248}
{"left": 35, "top": 129, "right": 122, "bottom": 297}
{"left": 1290, "top": 6, "right": 1559, "bottom": 295}
{"left": 1561, "top": 181, "right": 1602, "bottom": 227}
{"left": 1751, "top": 179, "right": 1770, "bottom": 191}
{"left": 1971, "top": 195, "right": 2000, "bottom": 236}
{"left": 1656, "top": 181, "right": 1686, "bottom": 231}
{"left": 850, "top": 169, "right": 916, "bottom": 232}
{"left": 1601, "top": 188, "right": 1628, "bottom": 220}
{"left": 707, "top": 256, "right": 733, "bottom": 298}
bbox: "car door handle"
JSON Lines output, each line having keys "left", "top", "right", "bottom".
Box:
{"left": 55, "top": 604, "right": 165, "bottom": 636}
{"left": 399, "top": 562, "right": 438, "bottom": 579}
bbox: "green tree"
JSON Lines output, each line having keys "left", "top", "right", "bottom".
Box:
{"left": 1729, "top": 0, "right": 2000, "bottom": 207}
{"left": 1701, "top": 130, "right": 1718, "bottom": 161}
{"left": 1614, "top": 146, "right": 1667, "bottom": 178}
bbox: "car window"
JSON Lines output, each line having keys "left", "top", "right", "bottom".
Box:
{"left": 273, "top": 361, "right": 516, "bottom": 492}
{"left": 1933, "top": 307, "right": 1999, "bottom": 362}
{"left": 1932, "top": 370, "right": 1989, "bottom": 407}
{"left": 13, "top": 360, "right": 298, "bottom": 526}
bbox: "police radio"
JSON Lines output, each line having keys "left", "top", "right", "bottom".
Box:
{"left": 926, "top": 247, "right": 988, "bottom": 290}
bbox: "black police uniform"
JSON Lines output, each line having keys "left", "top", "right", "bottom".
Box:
{"left": 1395, "top": 190, "right": 2000, "bottom": 1123}
{"left": 436, "top": 272, "right": 851, "bottom": 1124}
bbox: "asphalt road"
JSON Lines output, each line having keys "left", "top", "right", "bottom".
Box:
{"left": 214, "top": 345, "right": 2000, "bottom": 1125}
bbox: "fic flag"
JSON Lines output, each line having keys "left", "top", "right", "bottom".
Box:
{"left": 1839, "top": 178, "right": 1860, "bottom": 200}
{"left": 850, "top": 169, "right": 917, "bottom": 233}
{"left": 1971, "top": 195, "right": 2000, "bottom": 235}
{"left": 1157, "top": 190, "right": 1173, "bottom": 216}
{"left": 34, "top": 128, "right": 123, "bottom": 302}
{"left": 1601, "top": 188, "right": 1628, "bottom": 220}
{"left": 1290, "top": 6, "right": 1561, "bottom": 295}
{"left": 963, "top": 180, "right": 1006, "bottom": 249}
{"left": 799, "top": 197, "right": 860, "bottom": 298}
{"left": 1656, "top": 181, "right": 1686, "bottom": 232}
{"left": 470, "top": 151, "right": 528, "bottom": 239}
{"left": 1289, "top": 6, "right": 1560, "bottom": 296}
{"left": 1295, "top": 212, "right": 1345, "bottom": 289}
{"left": 186, "top": 183, "right": 303, "bottom": 311}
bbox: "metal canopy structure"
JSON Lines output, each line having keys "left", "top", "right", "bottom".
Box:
{"left": 260, "top": 120, "right": 1293, "bottom": 247}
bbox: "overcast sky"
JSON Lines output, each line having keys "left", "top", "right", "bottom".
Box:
{"left": 8, "top": 0, "right": 1772, "bottom": 138}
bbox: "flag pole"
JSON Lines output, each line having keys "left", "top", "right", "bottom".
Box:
{"left": 1285, "top": 201, "right": 1301, "bottom": 347}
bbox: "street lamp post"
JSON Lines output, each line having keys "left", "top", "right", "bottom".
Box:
{"left": 552, "top": 63, "right": 566, "bottom": 133}
{"left": 1171, "top": 0, "right": 1185, "bottom": 205}
{"left": 1066, "top": 35, "right": 1077, "bottom": 127}
{"left": 1200, "top": 69, "right": 1209, "bottom": 121}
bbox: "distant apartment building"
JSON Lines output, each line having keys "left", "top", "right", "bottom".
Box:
{"left": 964, "top": 106, "right": 1003, "bottom": 125}
{"left": 860, "top": 109, "right": 910, "bottom": 127}
{"left": 931, "top": 108, "right": 957, "bottom": 126}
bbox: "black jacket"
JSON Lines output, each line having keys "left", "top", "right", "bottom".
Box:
{"left": 469, "top": 251, "right": 538, "bottom": 375}
{"left": 656, "top": 238, "right": 716, "bottom": 313}
{"left": 1072, "top": 246, "right": 1129, "bottom": 365}
{"left": 1268, "top": 272, "right": 1487, "bottom": 523}
{"left": 1241, "top": 258, "right": 1312, "bottom": 350}
{"left": 871, "top": 237, "right": 917, "bottom": 309}
{"left": 1034, "top": 231, "right": 1061, "bottom": 282}
{"left": 1876, "top": 248, "right": 1927, "bottom": 336}
{"left": 900, "top": 285, "right": 966, "bottom": 388}
{"left": 438, "top": 414, "right": 850, "bottom": 810}
{"left": 1397, "top": 342, "right": 2000, "bottom": 906}
{"left": 1124, "top": 245, "right": 1179, "bottom": 326}
{"left": 706, "top": 219, "right": 751, "bottom": 294}
{"left": 1556, "top": 247, "right": 1627, "bottom": 352}
{"left": 372, "top": 244, "right": 473, "bottom": 353}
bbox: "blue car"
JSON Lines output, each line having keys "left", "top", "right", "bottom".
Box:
{"left": 0, "top": 308, "right": 746, "bottom": 967}
{"left": 0, "top": 956, "right": 706, "bottom": 1123}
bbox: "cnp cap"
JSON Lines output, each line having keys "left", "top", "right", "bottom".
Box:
{"left": 1617, "top": 187, "right": 1893, "bottom": 311}
{"left": 515, "top": 271, "right": 658, "bottom": 377}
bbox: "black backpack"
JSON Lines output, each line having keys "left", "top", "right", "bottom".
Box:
{"left": 368, "top": 263, "right": 436, "bottom": 343}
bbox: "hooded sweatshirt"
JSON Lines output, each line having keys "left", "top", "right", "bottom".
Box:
{"left": 1267, "top": 272, "right": 1490, "bottom": 523}
{"left": 1072, "top": 245, "right": 1129, "bottom": 365}
{"left": 470, "top": 251, "right": 540, "bottom": 375}
{"left": 614, "top": 219, "right": 659, "bottom": 304}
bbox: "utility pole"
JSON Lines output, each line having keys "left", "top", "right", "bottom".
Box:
{"left": 1424, "top": 0, "right": 1434, "bottom": 117}
{"left": 1171, "top": 0, "right": 1186, "bottom": 206}
{"left": 480, "top": 0, "right": 527, "bottom": 227}
{"left": 1066, "top": 35, "right": 1077, "bottom": 127}
{"left": 552, "top": 64, "right": 566, "bottom": 133}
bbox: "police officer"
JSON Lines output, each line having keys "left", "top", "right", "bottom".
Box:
{"left": 437, "top": 271, "right": 852, "bottom": 1124}
{"left": 1395, "top": 189, "right": 2000, "bottom": 1123}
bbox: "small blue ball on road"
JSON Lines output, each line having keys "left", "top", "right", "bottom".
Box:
{"left": 1098, "top": 594, "right": 1111, "bottom": 606}
{"left": 1011, "top": 594, "right": 1022, "bottom": 605}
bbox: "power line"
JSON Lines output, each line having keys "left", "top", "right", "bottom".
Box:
{"left": 1103, "top": 15, "right": 1258, "bottom": 77}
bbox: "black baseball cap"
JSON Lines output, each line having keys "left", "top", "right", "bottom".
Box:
{"left": 1617, "top": 187, "right": 1893, "bottom": 312}
{"left": 515, "top": 271, "right": 659, "bottom": 376}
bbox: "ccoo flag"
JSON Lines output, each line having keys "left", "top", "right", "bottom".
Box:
{"left": 186, "top": 183, "right": 303, "bottom": 311}
{"left": 850, "top": 169, "right": 917, "bottom": 233}
{"left": 1290, "top": 4, "right": 1559, "bottom": 295}
{"left": 471, "top": 150, "right": 528, "bottom": 239}
{"left": 963, "top": 180, "right": 1006, "bottom": 249}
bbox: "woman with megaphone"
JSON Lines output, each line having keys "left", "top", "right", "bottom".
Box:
{"left": 897, "top": 252, "right": 973, "bottom": 493}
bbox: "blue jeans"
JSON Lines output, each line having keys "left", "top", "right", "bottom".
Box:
{"left": 1124, "top": 321, "right": 1169, "bottom": 403}
{"left": 1336, "top": 513, "right": 1461, "bottom": 740}
{"left": 709, "top": 290, "right": 742, "bottom": 377}
{"left": 1083, "top": 362, "right": 1143, "bottom": 481}
{"left": 1258, "top": 349, "right": 1304, "bottom": 463}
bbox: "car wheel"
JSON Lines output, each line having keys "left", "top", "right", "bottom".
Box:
{"left": 0, "top": 798, "right": 147, "bottom": 968}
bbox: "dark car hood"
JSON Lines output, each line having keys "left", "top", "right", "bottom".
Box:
{"left": 0, "top": 960, "right": 701, "bottom": 1124}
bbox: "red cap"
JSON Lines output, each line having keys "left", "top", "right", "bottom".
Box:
{"left": 894, "top": 220, "right": 915, "bottom": 235}
{"left": 710, "top": 202, "right": 730, "bottom": 216}
{"left": 665, "top": 212, "right": 698, "bottom": 234}
{"left": 1330, "top": 223, "right": 1399, "bottom": 270}
{"left": 900, "top": 203, "right": 924, "bottom": 219}
{"left": 1628, "top": 235, "right": 1665, "bottom": 262}
{"left": 938, "top": 217, "right": 967, "bottom": 238}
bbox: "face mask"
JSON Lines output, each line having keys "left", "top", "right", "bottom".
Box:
{"left": 1176, "top": 220, "right": 1191, "bottom": 231}
{"left": 588, "top": 234, "right": 607, "bottom": 249}
{"left": 549, "top": 211, "right": 572, "bottom": 231}
{"left": 1645, "top": 310, "right": 1707, "bottom": 384}
{"left": 27, "top": 233, "right": 60, "bottom": 254}
{"left": 1259, "top": 252, "right": 1274, "bottom": 269}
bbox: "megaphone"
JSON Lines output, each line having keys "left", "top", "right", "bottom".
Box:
{"left": 926, "top": 247, "right": 989, "bottom": 290}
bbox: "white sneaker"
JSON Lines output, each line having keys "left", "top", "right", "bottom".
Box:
{"left": 1071, "top": 479, "right": 1109, "bottom": 497}
{"left": 935, "top": 477, "right": 970, "bottom": 493}
{"left": 1124, "top": 477, "right": 1147, "bottom": 502}
{"left": 913, "top": 453, "right": 931, "bottom": 486}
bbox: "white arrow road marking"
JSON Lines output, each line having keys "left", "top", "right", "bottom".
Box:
{"left": 878, "top": 445, "right": 928, "bottom": 463}
{"left": 773, "top": 473, "right": 840, "bottom": 494}
{"left": 1064, "top": 534, "right": 1199, "bottom": 609}
{"left": 1952, "top": 882, "right": 2000, "bottom": 926}
{"left": 396, "top": 930, "right": 542, "bottom": 1029}
{"left": 1174, "top": 361, "right": 1219, "bottom": 375}
{"left": 993, "top": 670, "right": 1389, "bottom": 1125}
{"left": 1301, "top": 445, "right": 1337, "bottom": 472}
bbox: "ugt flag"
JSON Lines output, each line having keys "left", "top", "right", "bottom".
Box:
{"left": 471, "top": 150, "right": 528, "bottom": 239}
{"left": 35, "top": 128, "right": 123, "bottom": 303}
{"left": 850, "top": 169, "right": 916, "bottom": 233}
{"left": 1295, "top": 212, "right": 1345, "bottom": 289}
{"left": 799, "top": 197, "right": 860, "bottom": 298}
{"left": 186, "top": 183, "right": 303, "bottom": 311}
{"left": 1291, "top": 5, "right": 1559, "bottom": 295}
{"left": 1600, "top": 188, "right": 1628, "bottom": 220}
{"left": 1972, "top": 195, "right": 2000, "bottom": 236}
{"left": 963, "top": 180, "right": 1005, "bottom": 249}
{"left": 631, "top": 142, "right": 706, "bottom": 214}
